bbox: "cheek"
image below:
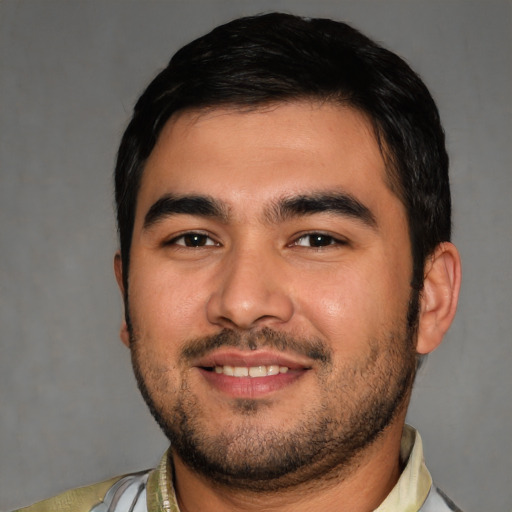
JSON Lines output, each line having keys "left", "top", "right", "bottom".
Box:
{"left": 295, "top": 265, "right": 406, "bottom": 351}
{"left": 296, "top": 270, "right": 370, "bottom": 332}
{"left": 128, "top": 263, "right": 211, "bottom": 341}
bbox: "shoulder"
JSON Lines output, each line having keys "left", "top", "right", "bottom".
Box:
{"left": 420, "top": 484, "right": 464, "bottom": 512}
{"left": 12, "top": 470, "right": 151, "bottom": 512}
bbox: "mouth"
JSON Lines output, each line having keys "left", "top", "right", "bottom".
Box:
{"left": 203, "top": 364, "right": 292, "bottom": 378}
{"left": 194, "top": 350, "right": 313, "bottom": 398}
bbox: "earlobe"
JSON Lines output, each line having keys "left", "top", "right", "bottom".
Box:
{"left": 416, "top": 242, "right": 462, "bottom": 355}
{"left": 114, "top": 252, "right": 130, "bottom": 348}
{"left": 119, "top": 322, "right": 131, "bottom": 348}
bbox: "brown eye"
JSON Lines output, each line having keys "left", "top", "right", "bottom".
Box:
{"left": 295, "top": 234, "right": 341, "bottom": 247}
{"left": 171, "top": 233, "right": 217, "bottom": 247}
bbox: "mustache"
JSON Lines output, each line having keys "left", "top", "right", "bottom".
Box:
{"left": 179, "top": 327, "right": 333, "bottom": 365}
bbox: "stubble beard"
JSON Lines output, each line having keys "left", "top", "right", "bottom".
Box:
{"left": 128, "top": 295, "right": 419, "bottom": 493}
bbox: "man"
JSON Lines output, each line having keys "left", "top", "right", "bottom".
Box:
{"left": 16, "top": 12, "right": 462, "bottom": 512}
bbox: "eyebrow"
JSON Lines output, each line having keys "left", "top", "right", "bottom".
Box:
{"left": 266, "top": 192, "right": 377, "bottom": 229}
{"left": 143, "top": 194, "right": 229, "bottom": 229}
{"left": 143, "top": 191, "right": 377, "bottom": 231}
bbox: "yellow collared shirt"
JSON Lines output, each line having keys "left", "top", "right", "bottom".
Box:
{"left": 14, "top": 425, "right": 462, "bottom": 512}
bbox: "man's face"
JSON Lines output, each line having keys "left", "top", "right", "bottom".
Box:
{"left": 120, "top": 102, "right": 417, "bottom": 489}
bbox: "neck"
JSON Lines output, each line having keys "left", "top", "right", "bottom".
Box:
{"left": 172, "top": 419, "right": 406, "bottom": 512}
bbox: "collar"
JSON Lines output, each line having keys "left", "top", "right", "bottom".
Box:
{"left": 146, "top": 450, "right": 178, "bottom": 512}
{"left": 374, "top": 425, "right": 432, "bottom": 512}
{"left": 147, "top": 425, "right": 432, "bottom": 512}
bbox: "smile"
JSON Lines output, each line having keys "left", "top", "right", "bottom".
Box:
{"left": 211, "top": 365, "right": 290, "bottom": 377}
{"left": 194, "top": 349, "right": 315, "bottom": 397}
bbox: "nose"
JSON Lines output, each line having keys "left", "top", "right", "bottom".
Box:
{"left": 206, "top": 246, "right": 294, "bottom": 330}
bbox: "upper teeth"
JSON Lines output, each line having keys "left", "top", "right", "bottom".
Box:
{"left": 214, "top": 365, "right": 289, "bottom": 377}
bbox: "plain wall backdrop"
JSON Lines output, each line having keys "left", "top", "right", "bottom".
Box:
{"left": 1, "top": 1, "right": 511, "bottom": 510}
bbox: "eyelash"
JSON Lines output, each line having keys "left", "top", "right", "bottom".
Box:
{"left": 291, "top": 233, "right": 348, "bottom": 249}
{"left": 164, "top": 231, "right": 348, "bottom": 249}
{"left": 165, "top": 232, "right": 219, "bottom": 248}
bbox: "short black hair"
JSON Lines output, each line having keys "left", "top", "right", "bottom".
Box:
{"left": 115, "top": 12, "right": 450, "bottom": 295}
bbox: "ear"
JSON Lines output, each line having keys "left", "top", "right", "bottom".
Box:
{"left": 416, "top": 242, "right": 462, "bottom": 355}
{"left": 114, "top": 252, "right": 130, "bottom": 348}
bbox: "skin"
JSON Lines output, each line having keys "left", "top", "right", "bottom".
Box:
{"left": 115, "top": 101, "right": 461, "bottom": 512}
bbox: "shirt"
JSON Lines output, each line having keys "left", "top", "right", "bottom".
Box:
{"left": 13, "top": 425, "right": 462, "bottom": 512}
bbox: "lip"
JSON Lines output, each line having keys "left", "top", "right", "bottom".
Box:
{"left": 198, "top": 367, "right": 309, "bottom": 398}
{"left": 192, "top": 348, "right": 315, "bottom": 370}
{"left": 193, "top": 349, "right": 313, "bottom": 399}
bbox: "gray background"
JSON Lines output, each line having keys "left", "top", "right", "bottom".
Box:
{"left": 1, "top": 1, "right": 510, "bottom": 510}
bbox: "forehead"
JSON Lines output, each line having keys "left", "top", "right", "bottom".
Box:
{"left": 136, "top": 101, "right": 398, "bottom": 222}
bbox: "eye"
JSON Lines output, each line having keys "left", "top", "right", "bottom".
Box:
{"left": 168, "top": 232, "right": 218, "bottom": 247}
{"left": 293, "top": 233, "right": 346, "bottom": 248}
